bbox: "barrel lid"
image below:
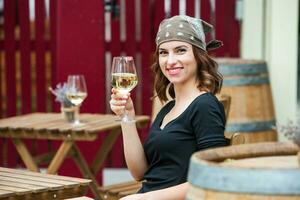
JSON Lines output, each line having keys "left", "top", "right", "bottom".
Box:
{"left": 188, "top": 142, "right": 300, "bottom": 195}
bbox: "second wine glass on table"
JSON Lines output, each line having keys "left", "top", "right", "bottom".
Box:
{"left": 66, "top": 75, "right": 88, "bottom": 125}
{"left": 111, "top": 56, "right": 138, "bottom": 122}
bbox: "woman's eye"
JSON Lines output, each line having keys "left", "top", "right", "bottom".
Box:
{"left": 159, "top": 51, "right": 167, "bottom": 56}
{"left": 176, "top": 48, "right": 187, "bottom": 54}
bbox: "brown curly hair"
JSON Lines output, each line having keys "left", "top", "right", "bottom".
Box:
{"left": 151, "top": 46, "right": 223, "bottom": 103}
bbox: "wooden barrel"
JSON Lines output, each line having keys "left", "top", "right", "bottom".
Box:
{"left": 217, "top": 58, "right": 277, "bottom": 143}
{"left": 187, "top": 142, "right": 300, "bottom": 200}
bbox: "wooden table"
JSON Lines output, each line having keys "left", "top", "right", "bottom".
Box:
{"left": 0, "top": 167, "right": 90, "bottom": 200}
{"left": 0, "top": 113, "right": 150, "bottom": 199}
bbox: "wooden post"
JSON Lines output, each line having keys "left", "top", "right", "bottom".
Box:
{"left": 54, "top": 0, "right": 105, "bottom": 114}
{"left": 51, "top": 0, "right": 106, "bottom": 182}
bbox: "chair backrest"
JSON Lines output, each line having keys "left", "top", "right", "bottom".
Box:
{"left": 217, "top": 94, "right": 245, "bottom": 145}
{"left": 216, "top": 94, "right": 231, "bottom": 120}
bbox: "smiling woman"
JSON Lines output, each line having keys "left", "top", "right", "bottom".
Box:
{"left": 158, "top": 42, "right": 197, "bottom": 80}
{"left": 109, "top": 15, "right": 227, "bottom": 200}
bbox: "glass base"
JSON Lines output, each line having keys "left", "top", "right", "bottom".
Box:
{"left": 61, "top": 106, "right": 80, "bottom": 123}
{"left": 72, "top": 119, "right": 85, "bottom": 126}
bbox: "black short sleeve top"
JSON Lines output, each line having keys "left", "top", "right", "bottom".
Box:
{"left": 138, "top": 93, "right": 228, "bottom": 193}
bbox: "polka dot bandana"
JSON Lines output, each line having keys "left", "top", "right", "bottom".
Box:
{"left": 156, "top": 15, "right": 223, "bottom": 51}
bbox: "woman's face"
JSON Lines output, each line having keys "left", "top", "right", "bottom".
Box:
{"left": 158, "top": 41, "right": 197, "bottom": 85}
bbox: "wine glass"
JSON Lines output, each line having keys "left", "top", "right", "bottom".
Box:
{"left": 111, "top": 56, "right": 138, "bottom": 122}
{"left": 66, "top": 75, "right": 88, "bottom": 125}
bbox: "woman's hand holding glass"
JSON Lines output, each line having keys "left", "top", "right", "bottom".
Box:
{"left": 110, "top": 88, "right": 135, "bottom": 121}
{"left": 110, "top": 56, "right": 138, "bottom": 122}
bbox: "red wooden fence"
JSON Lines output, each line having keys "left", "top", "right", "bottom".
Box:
{"left": 0, "top": 0, "right": 240, "bottom": 182}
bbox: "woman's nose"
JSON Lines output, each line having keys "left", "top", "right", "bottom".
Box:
{"left": 167, "top": 53, "right": 177, "bottom": 65}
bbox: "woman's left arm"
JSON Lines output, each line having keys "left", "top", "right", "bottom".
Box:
{"left": 120, "top": 182, "right": 188, "bottom": 200}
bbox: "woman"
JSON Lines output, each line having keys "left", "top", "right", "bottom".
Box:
{"left": 110, "top": 15, "right": 228, "bottom": 200}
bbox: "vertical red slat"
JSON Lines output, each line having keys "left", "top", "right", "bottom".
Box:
{"left": 149, "top": 0, "right": 165, "bottom": 120}
{"left": 110, "top": 0, "right": 121, "bottom": 57}
{"left": 35, "top": 0, "right": 47, "bottom": 111}
{"left": 110, "top": 0, "right": 137, "bottom": 168}
{"left": 215, "top": 0, "right": 240, "bottom": 57}
{"left": 19, "top": 0, "right": 36, "bottom": 169}
{"left": 56, "top": 0, "right": 105, "bottom": 113}
{"left": 33, "top": 0, "right": 53, "bottom": 171}
{"left": 19, "top": 0, "right": 32, "bottom": 114}
{"left": 225, "top": 0, "right": 240, "bottom": 57}
{"left": 55, "top": 1, "right": 106, "bottom": 183}
{"left": 3, "top": 0, "right": 18, "bottom": 168}
{"left": 0, "top": 4, "right": 2, "bottom": 117}
{"left": 140, "top": 1, "right": 153, "bottom": 118}
{"left": 186, "top": 0, "right": 195, "bottom": 17}
{"left": 125, "top": 1, "right": 136, "bottom": 61}
{"left": 49, "top": 0, "right": 57, "bottom": 112}
{"left": 125, "top": 0, "right": 137, "bottom": 108}
{"left": 152, "top": 0, "right": 165, "bottom": 41}
{"left": 200, "top": 0, "right": 211, "bottom": 23}
{"left": 214, "top": 0, "right": 227, "bottom": 56}
{"left": 134, "top": 0, "right": 153, "bottom": 145}
{"left": 107, "top": 0, "right": 121, "bottom": 168}
{"left": 0, "top": 24, "right": 2, "bottom": 117}
{"left": 4, "top": 0, "right": 17, "bottom": 117}
{"left": 171, "top": 0, "right": 179, "bottom": 16}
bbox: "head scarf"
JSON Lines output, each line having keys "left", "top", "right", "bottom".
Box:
{"left": 155, "top": 15, "right": 223, "bottom": 51}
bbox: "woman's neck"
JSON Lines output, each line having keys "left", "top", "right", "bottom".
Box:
{"left": 173, "top": 83, "right": 204, "bottom": 103}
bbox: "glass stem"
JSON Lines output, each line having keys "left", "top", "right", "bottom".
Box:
{"left": 74, "top": 106, "right": 80, "bottom": 124}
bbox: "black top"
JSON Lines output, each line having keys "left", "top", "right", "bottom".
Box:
{"left": 138, "top": 93, "right": 228, "bottom": 193}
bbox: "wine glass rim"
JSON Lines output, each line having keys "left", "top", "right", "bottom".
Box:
{"left": 113, "top": 56, "right": 134, "bottom": 60}
{"left": 68, "top": 74, "right": 85, "bottom": 77}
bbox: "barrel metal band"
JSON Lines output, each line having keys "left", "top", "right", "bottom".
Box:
{"left": 188, "top": 160, "right": 300, "bottom": 195}
{"left": 226, "top": 120, "right": 276, "bottom": 133}
{"left": 219, "top": 63, "right": 267, "bottom": 76}
{"left": 223, "top": 76, "right": 269, "bottom": 86}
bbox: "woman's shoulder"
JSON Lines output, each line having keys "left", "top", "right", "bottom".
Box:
{"left": 187, "top": 92, "right": 225, "bottom": 117}
{"left": 192, "top": 93, "right": 220, "bottom": 108}
{"left": 188, "top": 93, "right": 225, "bottom": 124}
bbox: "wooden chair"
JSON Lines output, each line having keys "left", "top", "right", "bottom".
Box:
{"left": 217, "top": 94, "right": 231, "bottom": 120}
{"left": 98, "top": 94, "right": 244, "bottom": 200}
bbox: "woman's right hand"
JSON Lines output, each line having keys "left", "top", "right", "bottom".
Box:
{"left": 109, "top": 88, "right": 135, "bottom": 119}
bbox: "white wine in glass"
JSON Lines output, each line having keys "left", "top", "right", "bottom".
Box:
{"left": 111, "top": 56, "right": 138, "bottom": 121}
{"left": 111, "top": 72, "right": 138, "bottom": 94}
{"left": 67, "top": 92, "right": 87, "bottom": 106}
{"left": 66, "top": 75, "right": 88, "bottom": 125}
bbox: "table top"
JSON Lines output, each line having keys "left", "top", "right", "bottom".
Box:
{"left": 0, "top": 167, "right": 91, "bottom": 199}
{"left": 0, "top": 112, "right": 150, "bottom": 141}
